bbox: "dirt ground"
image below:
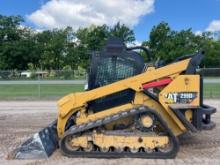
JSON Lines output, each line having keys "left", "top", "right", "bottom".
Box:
{"left": 0, "top": 100, "right": 219, "bottom": 165}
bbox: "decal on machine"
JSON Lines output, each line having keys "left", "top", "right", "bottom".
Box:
{"left": 164, "top": 92, "right": 197, "bottom": 104}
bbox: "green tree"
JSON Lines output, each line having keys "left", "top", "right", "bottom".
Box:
{"left": 74, "top": 25, "right": 109, "bottom": 69}
{"left": 35, "top": 28, "right": 70, "bottom": 70}
{"left": 76, "top": 25, "right": 109, "bottom": 51}
{"left": 0, "top": 15, "right": 23, "bottom": 42}
{"left": 0, "top": 15, "right": 36, "bottom": 70}
{"left": 146, "top": 22, "right": 207, "bottom": 63}
{"left": 75, "top": 23, "right": 135, "bottom": 69}
{"left": 110, "top": 22, "right": 135, "bottom": 43}
{"left": 202, "top": 39, "right": 220, "bottom": 67}
{"left": 1, "top": 14, "right": 219, "bottom": 71}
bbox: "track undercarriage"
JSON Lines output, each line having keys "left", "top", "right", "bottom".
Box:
{"left": 60, "top": 106, "right": 179, "bottom": 158}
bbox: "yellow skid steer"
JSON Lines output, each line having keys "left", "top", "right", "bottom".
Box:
{"left": 10, "top": 38, "right": 216, "bottom": 159}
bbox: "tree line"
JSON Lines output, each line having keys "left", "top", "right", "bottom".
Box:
{"left": 0, "top": 15, "right": 219, "bottom": 71}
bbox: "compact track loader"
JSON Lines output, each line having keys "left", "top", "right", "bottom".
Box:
{"left": 10, "top": 37, "right": 216, "bottom": 159}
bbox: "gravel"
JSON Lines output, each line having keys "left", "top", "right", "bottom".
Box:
{"left": 0, "top": 100, "right": 219, "bottom": 165}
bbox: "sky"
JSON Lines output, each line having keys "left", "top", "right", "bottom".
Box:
{"left": 0, "top": 0, "right": 220, "bottom": 42}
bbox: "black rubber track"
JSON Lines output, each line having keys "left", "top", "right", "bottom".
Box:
{"left": 59, "top": 106, "right": 179, "bottom": 159}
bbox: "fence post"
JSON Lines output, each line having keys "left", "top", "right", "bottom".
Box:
{"left": 38, "top": 74, "right": 41, "bottom": 99}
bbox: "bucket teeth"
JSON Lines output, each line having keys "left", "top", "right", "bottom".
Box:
{"left": 9, "top": 120, "right": 58, "bottom": 159}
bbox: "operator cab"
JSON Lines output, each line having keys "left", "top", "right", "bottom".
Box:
{"left": 88, "top": 37, "right": 151, "bottom": 112}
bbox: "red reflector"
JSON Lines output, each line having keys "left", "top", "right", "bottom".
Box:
{"left": 142, "top": 78, "right": 172, "bottom": 89}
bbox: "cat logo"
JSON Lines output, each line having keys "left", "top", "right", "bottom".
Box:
{"left": 164, "top": 92, "right": 197, "bottom": 104}
{"left": 164, "top": 93, "right": 178, "bottom": 104}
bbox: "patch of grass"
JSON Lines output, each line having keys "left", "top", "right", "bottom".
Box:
{"left": 0, "top": 83, "right": 219, "bottom": 100}
{"left": 204, "top": 77, "right": 220, "bottom": 79}
{"left": 0, "top": 84, "right": 84, "bottom": 100}
{"left": 204, "top": 83, "right": 220, "bottom": 98}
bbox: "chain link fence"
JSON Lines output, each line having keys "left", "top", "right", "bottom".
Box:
{"left": 0, "top": 70, "right": 86, "bottom": 80}
{"left": 0, "top": 69, "right": 219, "bottom": 100}
{"left": 200, "top": 68, "right": 220, "bottom": 77}
{"left": 0, "top": 70, "right": 87, "bottom": 100}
